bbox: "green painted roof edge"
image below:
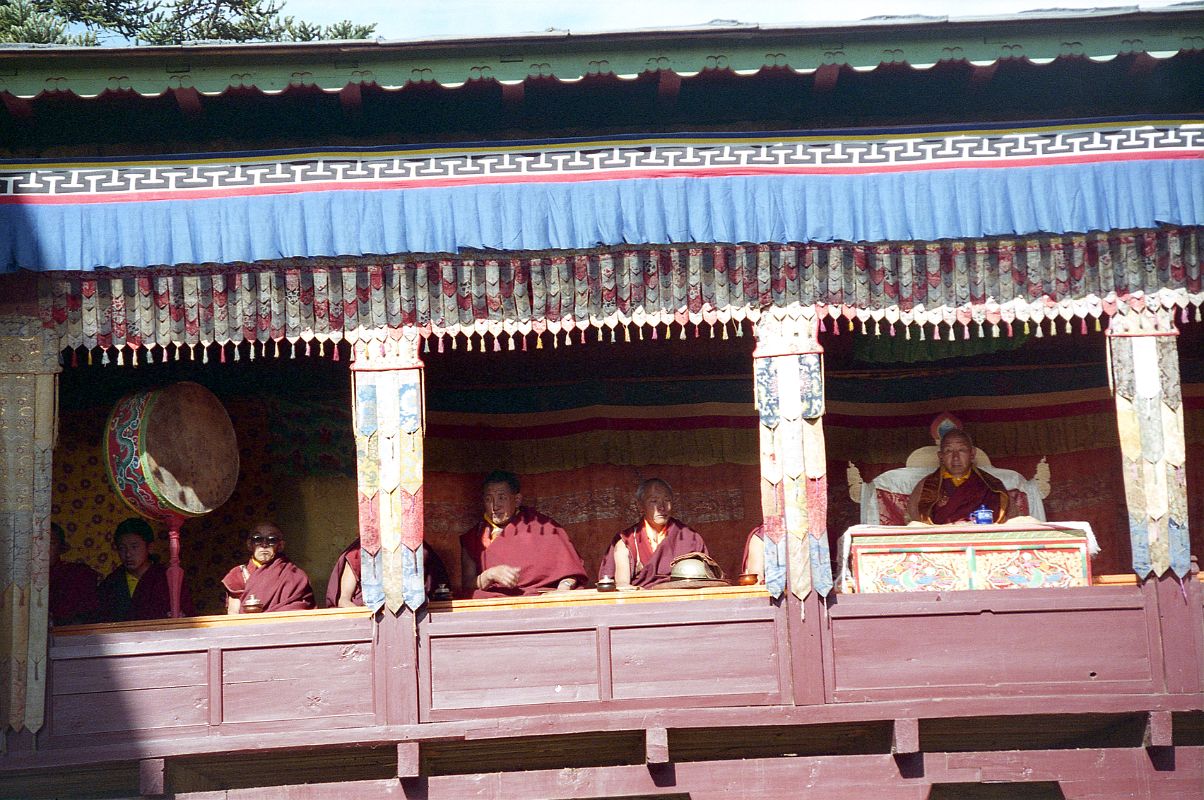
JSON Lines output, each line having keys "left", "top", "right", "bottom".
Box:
{"left": 0, "top": 7, "right": 1201, "bottom": 99}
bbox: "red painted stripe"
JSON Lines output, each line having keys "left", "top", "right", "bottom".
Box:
{"left": 3, "top": 149, "right": 1200, "bottom": 206}
{"left": 426, "top": 398, "right": 1127, "bottom": 440}
{"left": 825, "top": 399, "right": 1117, "bottom": 428}
{"left": 426, "top": 414, "right": 756, "bottom": 440}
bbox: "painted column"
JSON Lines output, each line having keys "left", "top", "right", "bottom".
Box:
{"left": 0, "top": 315, "right": 59, "bottom": 738}
{"left": 350, "top": 329, "right": 426, "bottom": 614}
{"left": 753, "top": 308, "right": 832, "bottom": 602}
{"left": 1107, "top": 309, "right": 1191, "bottom": 579}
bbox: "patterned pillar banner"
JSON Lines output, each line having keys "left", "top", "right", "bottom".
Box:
{"left": 351, "top": 331, "right": 426, "bottom": 613}
{"left": 762, "top": 533, "right": 787, "bottom": 599}
{"left": 1107, "top": 310, "right": 1191, "bottom": 578}
{"left": 0, "top": 316, "right": 60, "bottom": 737}
{"left": 753, "top": 307, "right": 830, "bottom": 603}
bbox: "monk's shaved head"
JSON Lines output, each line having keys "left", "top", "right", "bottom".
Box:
{"left": 940, "top": 429, "right": 974, "bottom": 449}
{"left": 635, "top": 478, "right": 674, "bottom": 505}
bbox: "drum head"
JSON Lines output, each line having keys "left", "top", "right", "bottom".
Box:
{"left": 142, "top": 382, "right": 239, "bottom": 515}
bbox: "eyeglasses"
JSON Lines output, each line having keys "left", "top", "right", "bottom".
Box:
{"left": 249, "top": 535, "right": 281, "bottom": 546}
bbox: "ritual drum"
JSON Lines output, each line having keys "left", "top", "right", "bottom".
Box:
{"left": 104, "top": 381, "right": 239, "bottom": 523}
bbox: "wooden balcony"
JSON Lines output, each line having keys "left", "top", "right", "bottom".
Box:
{"left": 4, "top": 577, "right": 1201, "bottom": 798}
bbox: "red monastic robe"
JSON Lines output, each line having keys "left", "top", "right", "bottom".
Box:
{"left": 324, "top": 539, "right": 451, "bottom": 607}
{"left": 915, "top": 467, "right": 1010, "bottom": 524}
{"left": 459, "top": 507, "right": 587, "bottom": 599}
{"left": 222, "top": 554, "right": 314, "bottom": 613}
{"left": 97, "top": 562, "right": 194, "bottom": 622}
{"left": 598, "top": 518, "right": 710, "bottom": 589}
{"left": 49, "top": 560, "right": 100, "bottom": 626}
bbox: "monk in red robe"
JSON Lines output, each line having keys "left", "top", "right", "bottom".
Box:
{"left": 326, "top": 539, "right": 451, "bottom": 607}
{"left": 97, "top": 518, "right": 194, "bottom": 621}
{"left": 907, "top": 429, "right": 1009, "bottom": 524}
{"left": 49, "top": 523, "right": 100, "bottom": 626}
{"left": 222, "top": 522, "right": 314, "bottom": 614}
{"left": 459, "top": 470, "right": 587, "bottom": 599}
{"left": 599, "top": 478, "right": 710, "bottom": 589}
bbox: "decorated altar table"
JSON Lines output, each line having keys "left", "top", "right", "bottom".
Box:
{"left": 837, "top": 522, "right": 1099, "bottom": 594}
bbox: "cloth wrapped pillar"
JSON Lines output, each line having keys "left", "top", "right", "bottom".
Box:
{"left": 754, "top": 308, "right": 831, "bottom": 604}
{"left": 1107, "top": 309, "right": 1191, "bottom": 579}
{"left": 351, "top": 330, "right": 426, "bottom": 614}
{"left": 0, "top": 315, "right": 59, "bottom": 740}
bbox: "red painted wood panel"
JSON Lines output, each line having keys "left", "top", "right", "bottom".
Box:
{"left": 51, "top": 685, "right": 208, "bottom": 735}
{"left": 828, "top": 598, "right": 1156, "bottom": 701}
{"left": 221, "top": 643, "right": 373, "bottom": 723}
{"left": 52, "top": 651, "right": 207, "bottom": 695}
{"left": 610, "top": 619, "right": 780, "bottom": 700}
{"left": 428, "top": 629, "right": 600, "bottom": 710}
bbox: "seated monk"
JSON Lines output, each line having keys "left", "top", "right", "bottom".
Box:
{"left": 326, "top": 539, "right": 451, "bottom": 607}
{"left": 223, "top": 523, "right": 315, "bottom": 614}
{"left": 459, "top": 470, "right": 587, "bottom": 599}
{"left": 49, "top": 522, "right": 100, "bottom": 626}
{"left": 599, "top": 478, "right": 710, "bottom": 589}
{"left": 97, "top": 518, "right": 194, "bottom": 621}
{"left": 907, "top": 429, "right": 1009, "bottom": 525}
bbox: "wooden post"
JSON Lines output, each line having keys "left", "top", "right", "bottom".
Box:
{"left": 0, "top": 314, "right": 60, "bottom": 742}
{"left": 753, "top": 308, "right": 831, "bottom": 604}
{"left": 138, "top": 758, "right": 166, "bottom": 797}
{"left": 1106, "top": 309, "right": 1191, "bottom": 579}
{"left": 350, "top": 329, "right": 426, "bottom": 614}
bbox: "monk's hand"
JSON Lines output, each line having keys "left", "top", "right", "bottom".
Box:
{"left": 479, "top": 565, "right": 520, "bottom": 589}
{"left": 550, "top": 578, "right": 577, "bottom": 593}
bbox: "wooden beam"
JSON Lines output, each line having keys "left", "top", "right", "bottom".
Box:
{"left": 340, "top": 82, "right": 363, "bottom": 116}
{"left": 1144, "top": 710, "right": 1172, "bottom": 749}
{"left": 646, "top": 727, "right": 670, "bottom": 765}
{"left": 1, "top": 92, "right": 33, "bottom": 120}
{"left": 139, "top": 758, "right": 165, "bottom": 797}
{"left": 656, "top": 69, "right": 681, "bottom": 111}
{"left": 501, "top": 81, "right": 525, "bottom": 110}
{"left": 812, "top": 64, "right": 840, "bottom": 93}
{"left": 397, "top": 741, "right": 421, "bottom": 779}
{"left": 171, "top": 87, "right": 203, "bottom": 119}
{"left": 892, "top": 718, "right": 920, "bottom": 755}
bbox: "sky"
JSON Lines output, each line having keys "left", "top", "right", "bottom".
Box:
{"left": 278, "top": 0, "right": 1179, "bottom": 40}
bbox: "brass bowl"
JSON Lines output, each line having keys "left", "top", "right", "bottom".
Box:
{"left": 735, "top": 573, "right": 760, "bottom": 586}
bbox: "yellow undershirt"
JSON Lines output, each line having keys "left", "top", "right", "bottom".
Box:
{"left": 941, "top": 469, "right": 971, "bottom": 488}
{"left": 125, "top": 571, "right": 139, "bottom": 597}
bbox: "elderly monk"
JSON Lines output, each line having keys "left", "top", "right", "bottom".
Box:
{"left": 459, "top": 470, "right": 587, "bottom": 599}
{"left": 49, "top": 522, "right": 100, "bottom": 626}
{"left": 223, "top": 522, "right": 314, "bottom": 614}
{"left": 907, "top": 429, "right": 1009, "bottom": 524}
{"left": 326, "top": 539, "right": 451, "bottom": 607}
{"left": 97, "top": 518, "right": 194, "bottom": 621}
{"left": 599, "top": 478, "right": 710, "bottom": 589}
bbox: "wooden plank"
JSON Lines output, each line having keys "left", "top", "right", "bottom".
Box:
{"left": 610, "top": 620, "right": 779, "bottom": 700}
{"left": 429, "top": 629, "right": 599, "bottom": 710}
{"left": 597, "top": 626, "right": 614, "bottom": 702}
{"left": 1154, "top": 574, "right": 1204, "bottom": 695}
{"left": 893, "top": 718, "right": 920, "bottom": 755}
{"left": 207, "top": 649, "right": 222, "bottom": 727}
{"left": 828, "top": 604, "right": 1156, "bottom": 701}
{"left": 222, "top": 643, "right": 373, "bottom": 723}
{"left": 827, "top": 586, "right": 1146, "bottom": 619}
{"left": 1145, "top": 710, "right": 1173, "bottom": 748}
{"left": 139, "top": 758, "right": 165, "bottom": 797}
{"left": 645, "top": 727, "right": 669, "bottom": 764}
{"left": 383, "top": 610, "right": 419, "bottom": 726}
{"left": 52, "top": 651, "right": 207, "bottom": 695}
{"left": 184, "top": 749, "right": 1204, "bottom": 800}
{"left": 397, "top": 741, "right": 421, "bottom": 778}
{"left": 428, "top": 585, "right": 766, "bottom": 613}
{"left": 51, "top": 685, "right": 208, "bottom": 735}
{"left": 790, "top": 591, "right": 825, "bottom": 706}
